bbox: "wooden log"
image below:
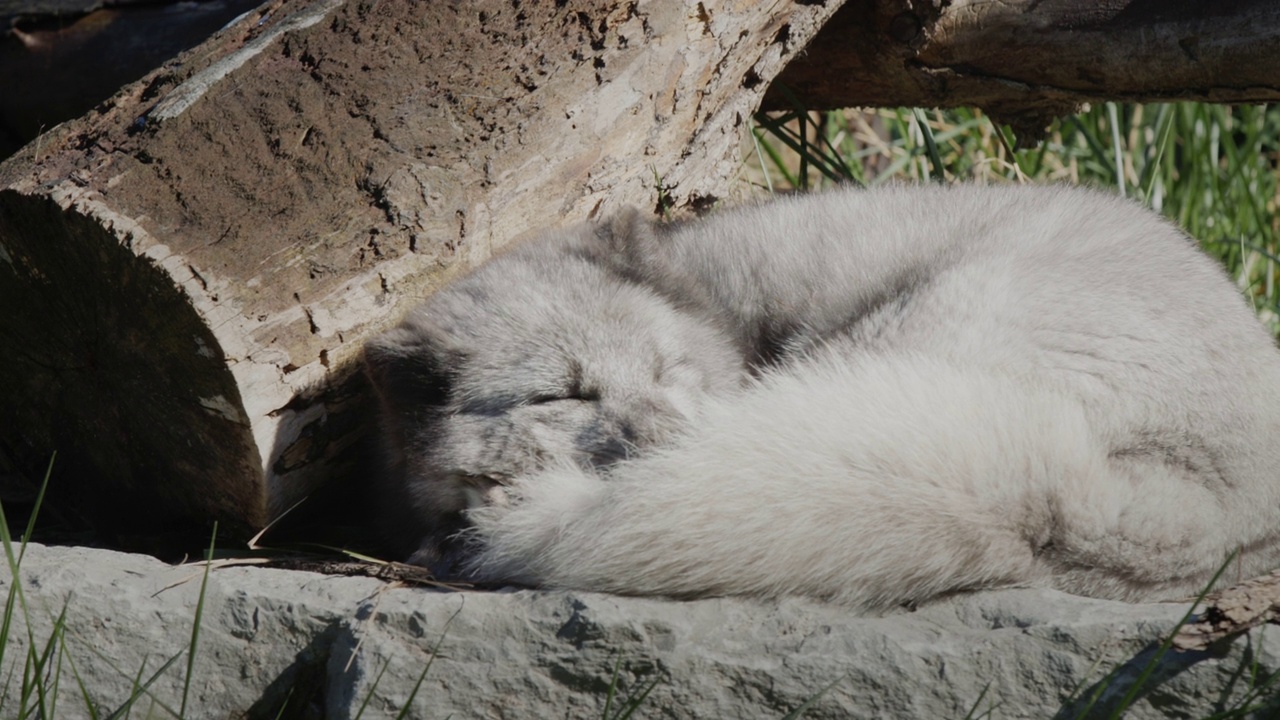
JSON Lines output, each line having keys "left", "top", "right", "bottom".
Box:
{"left": 768, "top": 0, "right": 1280, "bottom": 142}
{"left": 0, "top": 0, "right": 842, "bottom": 546}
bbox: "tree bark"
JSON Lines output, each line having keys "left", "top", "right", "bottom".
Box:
{"left": 769, "top": 0, "right": 1280, "bottom": 142}
{"left": 0, "top": 0, "right": 842, "bottom": 545}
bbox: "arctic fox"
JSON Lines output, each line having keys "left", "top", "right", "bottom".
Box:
{"left": 364, "top": 184, "right": 1280, "bottom": 610}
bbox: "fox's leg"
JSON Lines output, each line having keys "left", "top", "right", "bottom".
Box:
{"left": 466, "top": 352, "right": 1241, "bottom": 608}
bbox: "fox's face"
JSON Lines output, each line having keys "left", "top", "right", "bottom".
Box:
{"left": 364, "top": 224, "right": 745, "bottom": 568}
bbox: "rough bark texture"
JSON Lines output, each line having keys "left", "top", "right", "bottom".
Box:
{"left": 0, "top": 0, "right": 841, "bottom": 544}
{"left": 770, "top": 0, "right": 1280, "bottom": 141}
{"left": 1175, "top": 570, "right": 1280, "bottom": 651}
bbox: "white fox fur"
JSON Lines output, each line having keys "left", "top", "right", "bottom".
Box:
{"left": 364, "top": 184, "right": 1280, "bottom": 610}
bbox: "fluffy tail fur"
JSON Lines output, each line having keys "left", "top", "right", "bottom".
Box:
{"left": 466, "top": 350, "right": 1240, "bottom": 610}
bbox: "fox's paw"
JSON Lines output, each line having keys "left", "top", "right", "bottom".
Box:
{"left": 462, "top": 463, "right": 608, "bottom": 585}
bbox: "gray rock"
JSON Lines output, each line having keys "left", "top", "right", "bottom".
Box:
{"left": 0, "top": 542, "right": 1274, "bottom": 719}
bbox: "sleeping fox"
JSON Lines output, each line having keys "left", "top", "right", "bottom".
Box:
{"left": 364, "top": 184, "right": 1280, "bottom": 610}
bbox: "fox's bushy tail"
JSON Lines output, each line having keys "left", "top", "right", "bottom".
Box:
{"left": 468, "top": 351, "right": 1240, "bottom": 609}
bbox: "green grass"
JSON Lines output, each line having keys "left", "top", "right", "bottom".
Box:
{"left": 1054, "top": 552, "right": 1280, "bottom": 719}
{"left": 747, "top": 102, "right": 1280, "bottom": 336}
{"left": 0, "top": 456, "right": 209, "bottom": 719}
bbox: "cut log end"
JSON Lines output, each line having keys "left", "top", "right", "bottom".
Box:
{"left": 0, "top": 188, "right": 265, "bottom": 544}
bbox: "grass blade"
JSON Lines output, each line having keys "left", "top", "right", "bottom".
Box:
{"left": 353, "top": 654, "right": 394, "bottom": 720}
{"left": 913, "top": 108, "right": 945, "bottom": 182}
{"left": 608, "top": 670, "right": 661, "bottom": 720}
{"left": 1107, "top": 102, "right": 1126, "bottom": 196}
{"left": 394, "top": 600, "right": 464, "bottom": 719}
{"left": 601, "top": 655, "right": 623, "bottom": 720}
{"left": 62, "top": 636, "right": 101, "bottom": 720}
{"left": 102, "top": 650, "right": 184, "bottom": 720}
{"left": 180, "top": 522, "right": 219, "bottom": 717}
{"left": 781, "top": 672, "right": 847, "bottom": 720}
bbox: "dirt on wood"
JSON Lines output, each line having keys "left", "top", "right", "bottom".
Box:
{"left": 0, "top": 0, "right": 841, "bottom": 553}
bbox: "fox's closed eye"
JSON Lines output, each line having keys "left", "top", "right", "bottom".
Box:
{"left": 526, "top": 389, "right": 601, "bottom": 405}
{"left": 526, "top": 393, "right": 564, "bottom": 405}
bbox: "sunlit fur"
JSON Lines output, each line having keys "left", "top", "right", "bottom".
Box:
{"left": 366, "top": 184, "right": 1280, "bottom": 610}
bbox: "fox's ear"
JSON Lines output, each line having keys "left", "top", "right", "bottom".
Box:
{"left": 588, "top": 205, "right": 718, "bottom": 313}
{"left": 591, "top": 205, "right": 667, "bottom": 276}
{"left": 363, "top": 319, "right": 459, "bottom": 410}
